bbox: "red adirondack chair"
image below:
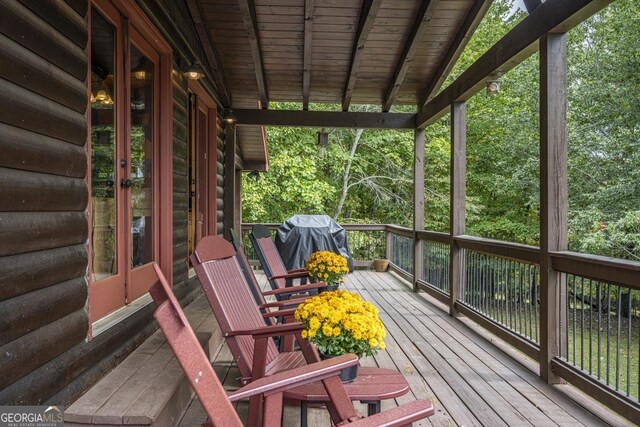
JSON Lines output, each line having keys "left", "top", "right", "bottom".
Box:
{"left": 249, "top": 224, "right": 312, "bottom": 294}
{"left": 229, "top": 228, "right": 319, "bottom": 316}
{"left": 149, "top": 263, "right": 435, "bottom": 426}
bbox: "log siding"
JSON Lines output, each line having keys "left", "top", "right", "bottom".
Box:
{"left": 0, "top": 0, "right": 214, "bottom": 405}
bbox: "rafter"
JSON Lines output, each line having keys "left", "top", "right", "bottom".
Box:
{"left": 417, "top": 0, "right": 614, "bottom": 128}
{"left": 382, "top": 0, "right": 439, "bottom": 112}
{"left": 186, "top": 0, "right": 232, "bottom": 107}
{"left": 523, "top": 0, "right": 542, "bottom": 13}
{"left": 342, "top": 0, "right": 383, "bottom": 111}
{"left": 419, "top": 0, "right": 491, "bottom": 107}
{"left": 237, "top": 0, "right": 268, "bottom": 108}
{"left": 302, "top": 0, "right": 315, "bottom": 110}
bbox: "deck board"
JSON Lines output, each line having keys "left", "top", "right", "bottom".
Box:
{"left": 179, "top": 270, "right": 628, "bottom": 426}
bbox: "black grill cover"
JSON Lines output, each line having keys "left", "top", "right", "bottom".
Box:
{"left": 275, "top": 215, "right": 353, "bottom": 272}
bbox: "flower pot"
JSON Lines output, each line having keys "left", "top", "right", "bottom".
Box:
{"left": 373, "top": 258, "right": 389, "bottom": 272}
{"left": 319, "top": 352, "right": 360, "bottom": 383}
{"left": 319, "top": 283, "right": 340, "bottom": 293}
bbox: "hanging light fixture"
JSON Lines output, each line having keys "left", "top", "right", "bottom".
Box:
{"left": 223, "top": 109, "right": 237, "bottom": 124}
{"left": 486, "top": 71, "right": 502, "bottom": 95}
{"left": 184, "top": 58, "right": 205, "bottom": 81}
{"left": 317, "top": 130, "right": 329, "bottom": 157}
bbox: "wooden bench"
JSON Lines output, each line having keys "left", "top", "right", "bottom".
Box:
{"left": 65, "top": 296, "right": 223, "bottom": 427}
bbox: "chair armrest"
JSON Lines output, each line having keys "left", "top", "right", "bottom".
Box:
{"left": 227, "top": 322, "right": 304, "bottom": 339}
{"left": 260, "top": 300, "right": 302, "bottom": 309}
{"left": 228, "top": 354, "right": 358, "bottom": 401}
{"left": 262, "top": 281, "right": 327, "bottom": 297}
{"left": 287, "top": 268, "right": 308, "bottom": 274}
{"left": 262, "top": 308, "right": 297, "bottom": 319}
{"left": 269, "top": 270, "right": 310, "bottom": 280}
{"left": 345, "top": 400, "right": 434, "bottom": 427}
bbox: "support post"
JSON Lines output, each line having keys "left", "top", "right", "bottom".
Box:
{"left": 385, "top": 229, "right": 392, "bottom": 262}
{"left": 449, "top": 102, "right": 466, "bottom": 317}
{"left": 413, "top": 128, "right": 425, "bottom": 292}
{"left": 223, "top": 123, "right": 236, "bottom": 239}
{"left": 234, "top": 168, "right": 242, "bottom": 236}
{"left": 540, "top": 33, "right": 568, "bottom": 384}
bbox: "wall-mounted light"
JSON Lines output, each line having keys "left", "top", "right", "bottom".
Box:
{"left": 486, "top": 71, "right": 502, "bottom": 95}
{"left": 223, "top": 109, "right": 237, "bottom": 124}
{"left": 248, "top": 170, "right": 261, "bottom": 181}
{"left": 184, "top": 58, "right": 205, "bottom": 81}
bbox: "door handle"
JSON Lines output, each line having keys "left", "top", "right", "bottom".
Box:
{"left": 121, "top": 178, "right": 132, "bottom": 188}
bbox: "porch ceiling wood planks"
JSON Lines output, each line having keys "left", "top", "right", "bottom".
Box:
{"left": 382, "top": 0, "right": 439, "bottom": 112}
{"left": 237, "top": 0, "right": 269, "bottom": 107}
{"left": 186, "top": 0, "right": 232, "bottom": 106}
{"left": 419, "top": 0, "right": 492, "bottom": 106}
{"left": 341, "top": 0, "right": 383, "bottom": 111}
{"left": 195, "top": 0, "right": 480, "bottom": 108}
{"left": 302, "top": 0, "right": 314, "bottom": 110}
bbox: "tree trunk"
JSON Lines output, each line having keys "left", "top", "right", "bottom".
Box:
{"left": 334, "top": 129, "right": 364, "bottom": 218}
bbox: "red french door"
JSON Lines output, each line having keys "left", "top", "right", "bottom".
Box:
{"left": 89, "top": 1, "right": 162, "bottom": 322}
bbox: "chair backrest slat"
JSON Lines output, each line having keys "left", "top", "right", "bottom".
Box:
{"left": 249, "top": 225, "right": 288, "bottom": 290}
{"left": 229, "top": 228, "right": 269, "bottom": 311}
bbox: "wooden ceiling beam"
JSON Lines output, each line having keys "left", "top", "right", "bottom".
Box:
{"left": 417, "top": 0, "right": 613, "bottom": 128}
{"left": 419, "top": 0, "right": 491, "bottom": 107}
{"left": 237, "top": 0, "right": 269, "bottom": 107}
{"left": 523, "top": 0, "right": 543, "bottom": 13}
{"left": 302, "top": 0, "right": 314, "bottom": 110}
{"left": 382, "top": 0, "right": 439, "bottom": 112}
{"left": 233, "top": 109, "right": 416, "bottom": 129}
{"left": 341, "top": 0, "right": 383, "bottom": 111}
{"left": 186, "top": 0, "right": 232, "bottom": 107}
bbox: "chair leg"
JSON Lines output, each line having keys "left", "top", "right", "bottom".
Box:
{"left": 300, "top": 401, "right": 308, "bottom": 427}
{"left": 247, "top": 395, "right": 262, "bottom": 427}
{"left": 364, "top": 401, "right": 381, "bottom": 416}
{"left": 262, "top": 393, "right": 284, "bottom": 427}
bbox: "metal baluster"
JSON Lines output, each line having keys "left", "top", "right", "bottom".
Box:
{"left": 522, "top": 264, "right": 532, "bottom": 339}
{"left": 534, "top": 268, "right": 539, "bottom": 343}
{"left": 627, "top": 289, "right": 632, "bottom": 397}
{"left": 567, "top": 276, "right": 578, "bottom": 365}
{"left": 589, "top": 279, "right": 593, "bottom": 375}
{"left": 616, "top": 286, "right": 622, "bottom": 391}
{"left": 580, "top": 277, "right": 585, "bottom": 369}
{"left": 597, "top": 282, "right": 602, "bottom": 381}
{"left": 607, "top": 283, "right": 611, "bottom": 385}
{"left": 521, "top": 264, "right": 531, "bottom": 338}
{"left": 505, "top": 258, "right": 510, "bottom": 329}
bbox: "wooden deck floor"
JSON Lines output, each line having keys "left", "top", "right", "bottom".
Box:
{"left": 179, "top": 271, "right": 631, "bottom": 426}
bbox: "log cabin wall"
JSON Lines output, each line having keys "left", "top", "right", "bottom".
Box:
{"left": 0, "top": 0, "right": 222, "bottom": 405}
{"left": 0, "top": 0, "right": 91, "bottom": 404}
{"left": 172, "top": 73, "right": 191, "bottom": 289}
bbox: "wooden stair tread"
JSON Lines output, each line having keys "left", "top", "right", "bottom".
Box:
{"left": 65, "top": 294, "right": 222, "bottom": 426}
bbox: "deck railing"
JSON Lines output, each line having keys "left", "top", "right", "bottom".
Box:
{"left": 241, "top": 223, "right": 640, "bottom": 419}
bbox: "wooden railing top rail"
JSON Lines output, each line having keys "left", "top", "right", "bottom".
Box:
{"left": 385, "top": 224, "right": 413, "bottom": 238}
{"left": 415, "top": 230, "right": 450, "bottom": 244}
{"left": 550, "top": 250, "right": 640, "bottom": 290}
{"left": 240, "top": 223, "right": 387, "bottom": 232}
{"left": 454, "top": 235, "right": 541, "bottom": 265}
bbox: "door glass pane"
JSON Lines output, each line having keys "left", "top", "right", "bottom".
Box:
{"left": 130, "top": 46, "right": 154, "bottom": 267}
{"left": 90, "top": 9, "right": 117, "bottom": 281}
